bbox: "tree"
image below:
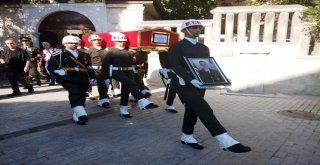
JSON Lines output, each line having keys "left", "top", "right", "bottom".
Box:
{"left": 160, "top": 0, "right": 218, "bottom": 19}
{"left": 301, "top": 0, "right": 320, "bottom": 41}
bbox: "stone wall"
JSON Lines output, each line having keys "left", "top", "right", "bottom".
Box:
{"left": 0, "top": 4, "right": 24, "bottom": 49}
{"left": 106, "top": 3, "right": 144, "bottom": 32}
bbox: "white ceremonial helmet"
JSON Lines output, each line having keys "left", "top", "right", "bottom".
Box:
{"left": 88, "top": 34, "right": 102, "bottom": 43}
{"left": 180, "top": 19, "right": 203, "bottom": 31}
{"left": 62, "top": 35, "right": 79, "bottom": 44}
{"left": 110, "top": 32, "right": 127, "bottom": 42}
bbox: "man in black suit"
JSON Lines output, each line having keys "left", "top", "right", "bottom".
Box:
{"left": 197, "top": 60, "right": 224, "bottom": 84}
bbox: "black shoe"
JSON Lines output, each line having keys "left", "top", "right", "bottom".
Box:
{"left": 100, "top": 102, "right": 110, "bottom": 108}
{"left": 129, "top": 98, "right": 138, "bottom": 103}
{"left": 165, "top": 108, "right": 178, "bottom": 113}
{"left": 120, "top": 114, "right": 132, "bottom": 118}
{"left": 143, "top": 103, "right": 158, "bottom": 110}
{"left": 49, "top": 82, "right": 55, "bottom": 86}
{"left": 181, "top": 141, "right": 204, "bottom": 150}
{"left": 28, "top": 87, "right": 34, "bottom": 93}
{"left": 7, "top": 92, "right": 22, "bottom": 97}
{"left": 144, "top": 92, "right": 152, "bottom": 98}
{"left": 114, "top": 94, "right": 121, "bottom": 97}
{"left": 75, "top": 116, "right": 88, "bottom": 125}
{"left": 37, "top": 81, "right": 41, "bottom": 86}
{"left": 223, "top": 143, "right": 251, "bottom": 153}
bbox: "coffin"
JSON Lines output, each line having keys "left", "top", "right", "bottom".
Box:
{"left": 82, "top": 28, "right": 180, "bottom": 51}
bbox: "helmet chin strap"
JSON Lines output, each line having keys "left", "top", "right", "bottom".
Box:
{"left": 186, "top": 28, "right": 196, "bottom": 38}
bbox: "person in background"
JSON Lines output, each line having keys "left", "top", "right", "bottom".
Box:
{"left": 85, "top": 34, "right": 111, "bottom": 107}
{"left": 0, "top": 38, "right": 34, "bottom": 97}
{"left": 21, "top": 36, "right": 42, "bottom": 86}
{"left": 42, "top": 41, "right": 57, "bottom": 86}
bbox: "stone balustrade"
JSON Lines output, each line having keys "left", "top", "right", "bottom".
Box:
{"left": 137, "top": 5, "right": 320, "bottom": 95}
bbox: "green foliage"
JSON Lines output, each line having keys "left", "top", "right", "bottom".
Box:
{"left": 246, "top": 0, "right": 314, "bottom": 5}
{"left": 160, "top": 0, "right": 218, "bottom": 19}
{"left": 301, "top": 0, "right": 320, "bottom": 41}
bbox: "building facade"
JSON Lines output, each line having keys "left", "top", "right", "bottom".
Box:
{"left": 0, "top": 0, "right": 162, "bottom": 48}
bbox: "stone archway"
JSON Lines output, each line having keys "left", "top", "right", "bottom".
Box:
{"left": 38, "top": 11, "right": 95, "bottom": 48}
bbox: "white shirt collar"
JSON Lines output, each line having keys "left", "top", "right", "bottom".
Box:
{"left": 114, "top": 45, "right": 125, "bottom": 50}
{"left": 93, "top": 46, "right": 101, "bottom": 50}
{"left": 184, "top": 37, "right": 197, "bottom": 45}
{"left": 66, "top": 49, "right": 79, "bottom": 58}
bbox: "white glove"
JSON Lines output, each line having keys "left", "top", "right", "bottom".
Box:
{"left": 190, "top": 79, "right": 203, "bottom": 88}
{"left": 54, "top": 69, "right": 66, "bottom": 76}
{"left": 90, "top": 79, "right": 97, "bottom": 85}
{"left": 105, "top": 79, "right": 110, "bottom": 87}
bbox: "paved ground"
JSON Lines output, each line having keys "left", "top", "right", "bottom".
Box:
{"left": 0, "top": 82, "right": 320, "bottom": 165}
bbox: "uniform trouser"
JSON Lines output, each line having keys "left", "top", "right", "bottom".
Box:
{"left": 45, "top": 61, "right": 56, "bottom": 83}
{"left": 94, "top": 69, "right": 109, "bottom": 100}
{"left": 176, "top": 85, "right": 227, "bottom": 136}
{"left": 8, "top": 72, "right": 32, "bottom": 92}
{"left": 166, "top": 85, "right": 176, "bottom": 106}
{"left": 112, "top": 71, "right": 145, "bottom": 106}
{"left": 61, "top": 82, "right": 89, "bottom": 108}
{"left": 29, "top": 63, "right": 40, "bottom": 82}
{"left": 133, "top": 72, "right": 148, "bottom": 91}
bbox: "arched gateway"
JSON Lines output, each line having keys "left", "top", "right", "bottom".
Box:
{"left": 38, "top": 11, "right": 95, "bottom": 48}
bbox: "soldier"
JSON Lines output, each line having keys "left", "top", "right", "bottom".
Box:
{"left": 21, "top": 36, "right": 42, "bottom": 86}
{"left": 85, "top": 34, "right": 110, "bottom": 107}
{"left": 101, "top": 32, "right": 158, "bottom": 118}
{"left": 47, "top": 35, "right": 95, "bottom": 125}
{"left": 133, "top": 52, "right": 151, "bottom": 97}
{"left": 167, "top": 19, "right": 251, "bottom": 153}
{"left": 129, "top": 52, "right": 151, "bottom": 102}
{"left": 0, "top": 38, "right": 34, "bottom": 97}
{"left": 159, "top": 51, "right": 177, "bottom": 113}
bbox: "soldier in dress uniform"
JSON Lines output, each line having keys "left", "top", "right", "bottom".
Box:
{"left": 167, "top": 19, "right": 251, "bottom": 153}
{"left": 21, "top": 36, "right": 42, "bottom": 86}
{"left": 101, "top": 32, "right": 158, "bottom": 118}
{"left": 159, "top": 51, "right": 177, "bottom": 113}
{"left": 47, "top": 35, "right": 96, "bottom": 125}
{"left": 129, "top": 52, "right": 151, "bottom": 102}
{"left": 85, "top": 35, "right": 111, "bottom": 106}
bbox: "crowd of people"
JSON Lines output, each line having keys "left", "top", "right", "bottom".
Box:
{"left": 0, "top": 19, "right": 251, "bottom": 153}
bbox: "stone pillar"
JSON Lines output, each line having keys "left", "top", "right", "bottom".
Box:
{"left": 263, "top": 12, "right": 275, "bottom": 42}
{"left": 164, "top": 27, "right": 171, "bottom": 31}
{"left": 225, "top": 13, "right": 234, "bottom": 42}
{"left": 276, "top": 12, "right": 289, "bottom": 43}
{"left": 204, "top": 26, "right": 212, "bottom": 46}
{"left": 237, "top": 13, "right": 247, "bottom": 42}
{"left": 250, "top": 12, "right": 261, "bottom": 42}
{"left": 176, "top": 27, "right": 184, "bottom": 39}
{"left": 311, "top": 42, "right": 320, "bottom": 55}
{"left": 290, "top": 12, "right": 303, "bottom": 43}
{"left": 212, "top": 13, "right": 222, "bottom": 43}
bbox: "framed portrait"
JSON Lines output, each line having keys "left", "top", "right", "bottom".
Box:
{"left": 151, "top": 32, "right": 169, "bottom": 45}
{"left": 183, "top": 57, "right": 231, "bottom": 87}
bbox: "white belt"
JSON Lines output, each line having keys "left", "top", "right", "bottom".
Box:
{"left": 92, "top": 66, "right": 102, "bottom": 69}
{"left": 112, "top": 67, "right": 134, "bottom": 71}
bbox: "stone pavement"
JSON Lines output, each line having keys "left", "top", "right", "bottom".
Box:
{"left": 0, "top": 84, "right": 320, "bottom": 165}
